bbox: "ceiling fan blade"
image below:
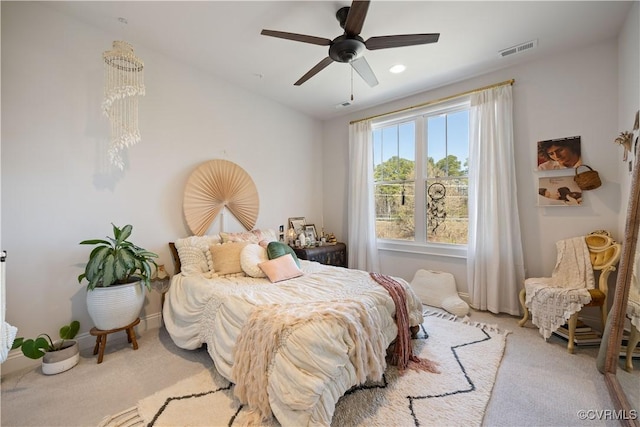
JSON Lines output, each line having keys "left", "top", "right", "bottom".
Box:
{"left": 350, "top": 56, "right": 378, "bottom": 87}
{"left": 365, "top": 33, "right": 440, "bottom": 50}
{"left": 294, "top": 57, "right": 334, "bottom": 86}
{"left": 344, "top": 1, "right": 370, "bottom": 36}
{"left": 261, "top": 29, "right": 332, "bottom": 46}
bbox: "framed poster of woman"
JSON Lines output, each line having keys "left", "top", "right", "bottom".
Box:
{"left": 537, "top": 136, "right": 582, "bottom": 170}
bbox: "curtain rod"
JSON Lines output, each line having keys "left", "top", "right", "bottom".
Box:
{"left": 349, "top": 78, "right": 515, "bottom": 125}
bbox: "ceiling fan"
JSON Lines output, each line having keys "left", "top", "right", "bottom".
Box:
{"left": 260, "top": 0, "right": 440, "bottom": 87}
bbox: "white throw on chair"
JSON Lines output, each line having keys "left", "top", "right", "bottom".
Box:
{"left": 519, "top": 231, "right": 621, "bottom": 353}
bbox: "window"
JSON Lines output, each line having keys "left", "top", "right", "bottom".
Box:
{"left": 372, "top": 100, "right": 470, "bottom": 250}
{"left": 373, "top": 121, "right": 416, "bottom": 241}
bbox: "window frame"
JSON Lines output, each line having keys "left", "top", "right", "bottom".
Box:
{"left": 372, "top": 98, "right": 470, "bottom": 259}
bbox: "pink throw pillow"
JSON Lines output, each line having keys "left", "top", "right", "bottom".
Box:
{"left": 258, "top": 254, "right": 303, "bottom": 283}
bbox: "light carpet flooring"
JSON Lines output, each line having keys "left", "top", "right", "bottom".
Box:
{"left": 1, "top": 308, "right": 637, "bottom": 427}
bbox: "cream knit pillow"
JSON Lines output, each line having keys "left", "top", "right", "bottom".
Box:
{"left": 240, "top": 244, "right": 268, "bottom": 278}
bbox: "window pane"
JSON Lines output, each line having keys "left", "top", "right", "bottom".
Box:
{"left": 375, "top": 182, "right": 415, "bottom": 240}
{"left": 398, "top": 122, "right": 415, "bottom": 163}
{"left": 447, "top": 110, "right": 469, "bottom": 175}
{"left": 373, "top": 121, "right": 416, "bottom": 242}
{"left": 380, "top": 127, "right": 398, "bottom": 182}
{"left": 424, "top": 108, "right": 469, "bottom": 245}
{"left": 427, "top": 115, "right": 446, "bottom": 175}
{"left": 373, "top": 129, "right": 383, "bottom": 169}
{"left": 373, "top": 157, "right": 414, "bottom": 182}
{"left": 427, "top": 112, "right": 469, "bottom": 178}
{"left": 426, "top": 178, "right": 468, "bottom": 244}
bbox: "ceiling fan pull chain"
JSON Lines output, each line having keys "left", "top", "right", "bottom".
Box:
{"left": 351, "top": 66, "right": 354, "bottom": 101}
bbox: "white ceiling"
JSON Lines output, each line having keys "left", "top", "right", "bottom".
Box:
{"left": 45, "top": 1, "right": 633, "bottom": 121}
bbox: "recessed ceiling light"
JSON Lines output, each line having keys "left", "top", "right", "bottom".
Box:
{"left": 389, "top": 64, "right": 406, "bottom": 74}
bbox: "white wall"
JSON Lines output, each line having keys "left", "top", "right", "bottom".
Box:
{"left": 1, "top": 2, "right": 324, "bottom": 374}
{"left": 323, "top": 36, "right": 630, "bottom": 295}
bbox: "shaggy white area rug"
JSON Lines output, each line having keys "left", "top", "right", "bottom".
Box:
{"left": 99, "top": 312, "right": 509, "bottom": 427}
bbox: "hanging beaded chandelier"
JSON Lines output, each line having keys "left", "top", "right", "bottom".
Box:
{"left": 102, "top": 41, "right": 145, "bottom": 170}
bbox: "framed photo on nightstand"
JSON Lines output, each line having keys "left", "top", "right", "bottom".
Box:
{"left": 288, "top": 217, "right": 306, "bottom": 235}
{"left": 304, "top": 224, "right": 318, "bottom": 243}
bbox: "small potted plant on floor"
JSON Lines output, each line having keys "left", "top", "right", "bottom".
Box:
{"left": 12, "top": 321, "right": 80, "bottom": 375}
{"left": 78, "top": 223, "right": 158, "bottom": 331}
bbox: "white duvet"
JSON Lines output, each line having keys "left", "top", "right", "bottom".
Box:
{"left": 163, "top": 260, "right": 423, "bottom": 426}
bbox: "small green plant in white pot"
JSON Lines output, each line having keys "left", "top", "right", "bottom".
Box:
{"left": 78, "top": 223, "right": 158, "bottom": 330}
{"left": 12, "top": 321, "right": 80, "bottom": 375}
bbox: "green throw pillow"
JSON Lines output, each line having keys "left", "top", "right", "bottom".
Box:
{"left": 267, "top": 241, "right": 301, "bottom": 267}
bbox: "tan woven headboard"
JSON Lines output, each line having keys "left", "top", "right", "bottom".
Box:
{"left": 168, "top": 242, "right": 181, "bottom": 274}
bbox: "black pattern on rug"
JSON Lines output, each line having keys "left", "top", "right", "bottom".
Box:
{"left": 101, "top": 314, "right": 507, "bottom": 427}
{"left": 337, "top": 321, "right": 495, "bottom": 427}
{"left": 148, "top": 383, "right": 233, "bottom": 427}
{"left": 406, "top": 328, "right": 492, "bottom": 427}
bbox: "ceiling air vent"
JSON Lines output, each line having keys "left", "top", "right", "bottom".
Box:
{"left": 499, "top": 39, "right": 538, "bottom": 58}
{"left": 335, "top": 100, "right": 353, "bottom": 108}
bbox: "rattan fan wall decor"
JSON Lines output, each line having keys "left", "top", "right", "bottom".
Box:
{"left": 183, "top": 160, "right": 259, "bottom": 236}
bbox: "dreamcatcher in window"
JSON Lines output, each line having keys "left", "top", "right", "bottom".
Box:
{"left": 427, "top": 182, "right": 447, "bottom": 234}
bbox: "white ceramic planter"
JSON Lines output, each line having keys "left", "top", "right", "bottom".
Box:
{"left": 86, "top": 280, "right": 146, "bottom": 330}
{"left": 42, "top": 341, "right": 79, "bottom": 375}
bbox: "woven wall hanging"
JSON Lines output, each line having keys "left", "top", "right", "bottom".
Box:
{"left": 183, "top": 160, "right": 259, "bottom": 235}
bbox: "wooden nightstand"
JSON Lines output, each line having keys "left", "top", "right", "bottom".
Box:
{"left": 293, "top": 242, "right": 347, "bottom": 268}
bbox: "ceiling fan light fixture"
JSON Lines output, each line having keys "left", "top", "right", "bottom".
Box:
{"left": 389, "top": 64, "right": 406, "bottom": 74}
{"left": 329, "top": 36, "right": 365, "bottom": 63}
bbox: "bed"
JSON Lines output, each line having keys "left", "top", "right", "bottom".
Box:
{"left": 163, "top": 230, "right": 424, "bottom": 426}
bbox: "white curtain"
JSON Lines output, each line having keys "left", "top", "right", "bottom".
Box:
{"left": 467, "top": 84, "right": 524, "bottom": 315}
{"left": 348, "top": 120, "right": 380, "bottom": 272}
{"left": 1, "top": 252, "right": 17, "bottom": 363}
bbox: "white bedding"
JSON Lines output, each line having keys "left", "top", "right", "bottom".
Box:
{"left": 163, "top": 260, "right": 423, "bottom": 426}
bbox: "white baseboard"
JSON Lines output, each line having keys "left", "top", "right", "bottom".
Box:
{"left": 1, "top": 312, "right": 164, "bottom": 378}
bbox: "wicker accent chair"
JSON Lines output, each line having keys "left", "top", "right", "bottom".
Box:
{"left": 518, "top": 230, "right": 622, "bottom": 353}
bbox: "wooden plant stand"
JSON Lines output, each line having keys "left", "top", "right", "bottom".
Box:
{"left": 90, "top": 317, "right": 140, "bottom": 364}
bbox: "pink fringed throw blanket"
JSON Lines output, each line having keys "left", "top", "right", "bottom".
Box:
{"left": 370, "top": 272, "right": 439, "bottom": 374}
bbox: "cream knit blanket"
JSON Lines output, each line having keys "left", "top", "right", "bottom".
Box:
{"left": 232, "top": 299, "right": 387, "bottom": 425}
{"left": 525, "top": 237, "right": 594, "bottom": 339}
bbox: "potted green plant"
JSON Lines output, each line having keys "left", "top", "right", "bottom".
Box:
{"left": 78, "top": 223, "right": 158, "bottom": 330}
{"left": 12, "top": 321, "right": 80, "bottom": 375}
